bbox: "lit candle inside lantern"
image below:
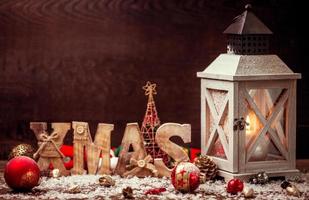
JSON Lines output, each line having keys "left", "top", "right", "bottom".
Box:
{"left": 245, "top": 111, "right": 256, "bottom": 141}
{"left": 246, "top": 115, "right": 253, "bottom": 134}
{"left": 245, "top": 113, "right": 269, "bottom": 161}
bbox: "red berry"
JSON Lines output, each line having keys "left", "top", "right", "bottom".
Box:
{"left": 227, "top": 178, "right": 244, "bottom": 194}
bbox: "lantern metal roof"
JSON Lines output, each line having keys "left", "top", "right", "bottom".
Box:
{"left": 223, "top": 4, "right": 272, "bottom": 35}
{"left": 197, "top": 54, "right": 300, "bottom": 81}
{"left": 197, "top": 4, "right": 301, "bottom": 81}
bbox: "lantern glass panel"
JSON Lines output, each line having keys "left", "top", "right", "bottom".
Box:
{"left": 206, "top": 88, "right": 229, "bottom": 160}
{"left": 209, "top": 137, "right": 227, "bottom": 159}
{"left": 244, "top": 87, "right": 288, "bottom": 162}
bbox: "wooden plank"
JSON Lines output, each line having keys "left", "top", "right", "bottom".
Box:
{"left": 245, "top": 160, "right": 291, "bottom": 171}
{"left": 198, "top": 73, "right": 301, "bottom": 81}
{"left": 205, "top": 79, "right": 234, "bottom": 91}
{"left": 238, "top": 83, "right": 246, "bottom": 173}
{"left": 287, "top": 80, "right": 297, "bottom": 168}
{"left": 229, "top": 81, "right": 238, "bottom": 173}
{"left": 244, "top": 80, "right": 290, "bottom": 89}
{"left": 201, "top": 80, "right": 207, "bottom": 155}
{"left": 211, "top": 157, "right": 231, "bottom": 170}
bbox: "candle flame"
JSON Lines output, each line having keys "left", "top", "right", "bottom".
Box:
{"left": 246, "top": 115, "right": 253, "bottom": 134}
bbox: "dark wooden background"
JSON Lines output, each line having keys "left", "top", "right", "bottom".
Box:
{"left": 0, "top": 0, "right": 308, "bottom": 159}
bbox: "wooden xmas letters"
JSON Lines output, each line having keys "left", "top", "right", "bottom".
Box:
{"left": 30, "top": 122, "right": 71, "bottom": 176}
{"left": 154, "top": 123, "right": 191, "bottom": 177}
{"left": 71, "top": 122, "right": 114, "bottom": 175}
{"left": 114, "top": 123, "right": 155, "bottom": 177}
{"left": 30, "top": 122, "right": 192, "bottom": 178}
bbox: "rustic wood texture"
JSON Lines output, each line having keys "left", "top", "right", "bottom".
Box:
{"left": 30, "top": 122, "right": 70, "bottom": 176}
{"left": 71, "top": 122, "right": 89, "bottom": 175}
{"left": 153, "top": 158, "right": 173, "bottom": 178}
{"left": 94, "top": 123, "right": 114, "bottom": 175}
{"left": 115, "top": 123, "right": 147, "bottom": 176}
{"left": 71, "top": 121, "right": 114, "bottom": 175}
{"left": 123, "top": 155, "right": 156, "bottom": 177}
{"left": 0, "top": 0, "right": 308, "bottom": 159}
{"left": 154, "top": 123, "right": 191, "bottom": 177}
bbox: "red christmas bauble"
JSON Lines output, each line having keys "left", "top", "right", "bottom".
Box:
{"left": 4, "top": 156, "right": 40, "bottom": 191}
{"left": 227, "top": 178, "right": 244, "bottom": 194}
{"left": 171, "top": 161, "right": 200, "bottom": 193}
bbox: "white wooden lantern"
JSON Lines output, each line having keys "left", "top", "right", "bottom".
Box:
{"left": 197, "top": 5, "right": 301, "bottom": 180}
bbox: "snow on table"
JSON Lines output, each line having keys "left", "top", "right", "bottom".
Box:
{"left": 0, "top": 174, "right": 308, "bottom": 199}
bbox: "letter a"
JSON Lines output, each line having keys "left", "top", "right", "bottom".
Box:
{"left": 114, "top": 123, "right": 147, "bottom": 176}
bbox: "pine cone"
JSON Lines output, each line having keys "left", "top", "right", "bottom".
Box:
{"left": 194, "top": 155, "right": 218, "bottom": 182}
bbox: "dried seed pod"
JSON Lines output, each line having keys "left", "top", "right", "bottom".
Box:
{"left": 67, "top": 185, "right": 81, "bottom": 194}
{"left": 243, "top": 187, "right": 254, "bottom": 198}
{"left": 280, "top": 180, "right": 292, "bottom": 189}
{"left": 99, "top": 175, "right": 115, "bottom": 187}
{"left": 122, "top": 186, "right": 134, "bottom": 199}
{"left": 286, "top": 185, "right": 301, "bottom": 197}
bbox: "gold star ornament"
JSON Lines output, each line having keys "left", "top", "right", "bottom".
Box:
{"left": 143, "top": 81, "right": 157, "bottom": 96}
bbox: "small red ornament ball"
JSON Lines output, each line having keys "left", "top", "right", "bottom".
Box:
{"left": 4, "top": 156, "right": 40, "bottom": 191}
{"left": 227, "top": 178, "right": 244, "bottom": 194}
{"left": 171, "top": 161, "right": 200, "bottom": 193}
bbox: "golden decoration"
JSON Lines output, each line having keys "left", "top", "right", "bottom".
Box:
{"left": 8, "top": 144, "right": 35, "bottom": 160}
{"left": 143, "top": 81, "right": 157, "bottom": 97}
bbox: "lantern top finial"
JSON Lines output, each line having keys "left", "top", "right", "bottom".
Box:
{"left": 245, "top": 4, "right": 252, "bottom": 10}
